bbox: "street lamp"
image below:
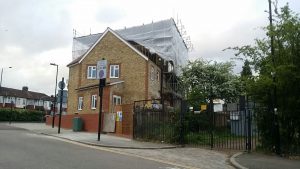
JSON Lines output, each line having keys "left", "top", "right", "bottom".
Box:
{"left": 50, "top": 63, "right": 58, "bottom": 128}
{"left": 0, "top": 67, "right": 12, "bottom": 89}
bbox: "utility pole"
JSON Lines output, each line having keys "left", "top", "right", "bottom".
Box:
{"left": 97, "top": 59, "right": 107, "bottom": 141}
{"left": 50, "top": 63, "right": 58, "bottom": 128}
{"left": 58, "top": 77, "right": 65, "bottom": 134}
{"left": 268, "top": 0, "right": 281, "bottom": 155}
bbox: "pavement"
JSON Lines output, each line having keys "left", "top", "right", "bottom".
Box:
{"left": 231, "top": 152, "right": 300, "bottom": 169}
{"left": 4, "top": 122, "right": 299, "bottom": 169}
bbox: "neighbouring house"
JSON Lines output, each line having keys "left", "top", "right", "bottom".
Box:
{"left": 0, "top": 86, "right": 52, "bottom": 111}
{"left": 46, "top": 18, "right": 188, "bottom": 137}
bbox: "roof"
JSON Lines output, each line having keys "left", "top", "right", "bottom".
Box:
{"left": 0, "top": 87, "right": 52, "bottom": 101}
{"left": 68, "top": 28, "right": 148, "bottom": 67}
{"left": 72, "top": 33, "right": 102, "bottom": 60}
{"left": 69, "top": 18, "right": 188, "bottom": 74}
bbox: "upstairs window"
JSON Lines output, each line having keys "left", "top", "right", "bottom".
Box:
{"left": 78, "top": 97, "right": 83, "bottom": 110}
{"left": 91, "top": 95, "right": 97, "bottom": 109}
{"left": 150, "top": 66, "right": 155, "bottom": 81}
{"left": 156, "top": 70, "right": 160, "bottom": 82}
{"left": 110, "top": 65, "right": 119, "bottom": 78}
{"left": 113, "top": 95, "right": 122, "bottom": 105}
{"left": 87, "top": 66, "right": 96, "bottom": 79}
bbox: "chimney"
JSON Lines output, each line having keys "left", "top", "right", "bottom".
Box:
{"left": 22, "top": 86, "right": 28, "bottom": 91}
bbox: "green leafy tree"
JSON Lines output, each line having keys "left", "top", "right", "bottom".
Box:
{"left": 241, "top": 59, "right": 252, "bottom": 78}
{"left": 180, "top": 59, "right": 242, "bottom": 102}
{"left": 228, "top": 4, "right": 300, "bottom": 154}
{"left": 180, "top": 59, "right": 242, "bottom": 138}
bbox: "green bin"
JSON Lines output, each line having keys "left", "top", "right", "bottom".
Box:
{"left": 73, "top": 117, "right": 83, "bottom": 131}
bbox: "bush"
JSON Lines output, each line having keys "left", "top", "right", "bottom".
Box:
{"left": 0, "top": 108, "right": 45, "bottom": 122}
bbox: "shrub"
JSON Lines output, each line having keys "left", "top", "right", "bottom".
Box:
{"left": 0, "top": 108, "right": 45, "bottom": 122}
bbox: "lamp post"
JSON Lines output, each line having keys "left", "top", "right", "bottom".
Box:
{"left": 50, "top": 63, "right": 58, "bottom": 128}
{"left": 0, "top": 67, "right": 12, "bottom": 89}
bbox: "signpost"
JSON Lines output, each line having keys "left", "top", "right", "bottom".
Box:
{"left": 97, "top": 59, "right": 106, "bottom": 141}
{"left": 58, "top": 77, "right": 65, "bottom": 134}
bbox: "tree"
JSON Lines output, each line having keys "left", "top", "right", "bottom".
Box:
{"left": 241, "top": 59, "right": 252, "bottom": 78}
{"left": 228, "top": 4, "right": 300, "bottom": 154}
{"left": 180, "top": 59, "right": 242, "bottom": 136}
{"left": 180, "top": 59, "right": 241, "bottom": 102}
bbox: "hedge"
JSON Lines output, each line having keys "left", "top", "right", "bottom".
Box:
{"left": 0, "top": 108, "right": 45, "bottom": 122}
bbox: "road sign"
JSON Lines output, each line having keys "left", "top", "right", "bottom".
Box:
{"left": 97, "top": 60, "right": 107, "bottom": 79}
{"left": 58, "top": 81, "right": 65, "bottom": 89}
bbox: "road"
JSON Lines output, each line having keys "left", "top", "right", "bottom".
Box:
{"left": 0, "top": 124, "right": 178, "bottom": 169}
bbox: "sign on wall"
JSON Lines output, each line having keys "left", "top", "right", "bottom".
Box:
{"left": 97, "top": 60, "right": 107, "bottom": 79}
{"left": 116, "top": 111, "right": 123, "bottom": 122}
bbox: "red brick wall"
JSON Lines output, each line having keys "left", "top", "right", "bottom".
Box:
{"left": 45, "top": 114, "right": 100, "bottom": 132}
{"left": 122, "top": 104, "right": 133, "bottom": 137}
{"left": 45, "top": 103, "right": 134, "bottom": 138}
{"left": 113, "top": 104, "right": 133, "bottom": 138}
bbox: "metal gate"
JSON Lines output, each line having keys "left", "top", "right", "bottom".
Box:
{"left": 133, "top": 98, "right": 260, "bottom": 151}
{"left": 133, "top": 99, "right": 179, "bottom": 143}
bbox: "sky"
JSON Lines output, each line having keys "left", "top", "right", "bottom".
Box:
{"left": 0, "top": 0, "right": 300, "bottom": 96}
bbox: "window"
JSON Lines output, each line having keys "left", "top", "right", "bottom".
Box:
{"left": 113, "top": 95, "right": 121, "bottom": 105}
{"left": 156, "top": 70, "right": 160, "bottom": 82}
{"left": 150, "top": 66, "right": 155, "bottom": 81}
{"left": 91, "top": 95, "right": 97, "bottom": 109}
{"left": 6, "top": 97, "right": 11, "bottom": 103}
{"left": 87, "top": 66, "right": 96, "bottom": 79}
{"left": 78, "top": 97, "right": 83, "bottom": 110}
{"left": 110, "top": 65, "right": 119, "bottom": 78}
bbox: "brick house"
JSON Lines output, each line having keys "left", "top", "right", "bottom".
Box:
{"left": 0, "top": 86, "right": 52, "bottom": 111}
{"left": 46, "top": 19, "right": 188, "bottom": 136}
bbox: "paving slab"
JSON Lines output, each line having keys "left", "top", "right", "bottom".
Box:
{"left": 234, "top": 152, "right": 300, "bottom": 169}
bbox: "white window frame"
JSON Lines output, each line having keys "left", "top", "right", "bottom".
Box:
{"left": 91, "top": 95, "right": 97, "bottom": 109}
{"left": 110, "top": 65, "right": 119, "bottom": 78}
{"left": 113, "top": 95, "right": 122, "bottom": 105}
{"left": 156, "top": 70, "right": 160, "bottom": 82}
{"left": 87, "top": 66, "right": 97, "bottom": 79}
{"left": 150, "top": 66, "right": 155, "bottom": 81}
{"left": 78, "top": 97, "right": 83, "bottom": 110}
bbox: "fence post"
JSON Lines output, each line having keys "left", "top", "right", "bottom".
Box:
{"left": 209, "top": 95, "right": 214, "bottom": 149}
{"left": 133, "top": 102, "right": 136, "bottom": 139}
{"left": 179, "top": 99, "right": 185, "bottom": 146}
{"left": 246, "top": 95, "right": 252, "bottom": 152}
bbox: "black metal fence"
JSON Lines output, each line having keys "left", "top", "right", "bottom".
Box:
{"left": 183, "top": 100, "right": 259, "bottom": 150}
{"left": 133, "top": 98, "right": 260, "bottom": 151}
{"left": 133, "top": 99, "right": 180, "bottom": 143}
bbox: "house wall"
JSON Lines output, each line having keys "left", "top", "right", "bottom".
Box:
{"left": 15, "top": 98, "right": 26, "bottom": 108}
{"left": 148, "top": 61, "right": 161, "bottom": 99}
{"left": 67, "top": 65, "right": 80, "bottom": 114}
{"left": 45, "top": 103, "right": 134, "bottom": 138}
{"left": 67, "top": 31, "right": 148, "bottom": 115}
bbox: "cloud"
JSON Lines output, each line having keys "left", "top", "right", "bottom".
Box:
{"left": 96, "top": 6, "right": 126, "bottom": 24}
{"left": 0, "top": 0, "right": 72, "bottom": 55}
{"left": 0, "top": 0, "right": 300, "bottom": 96}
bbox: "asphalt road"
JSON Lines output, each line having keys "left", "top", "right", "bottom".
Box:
{"left": 0, "top": 123, "right": 178, "bottom": 169}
